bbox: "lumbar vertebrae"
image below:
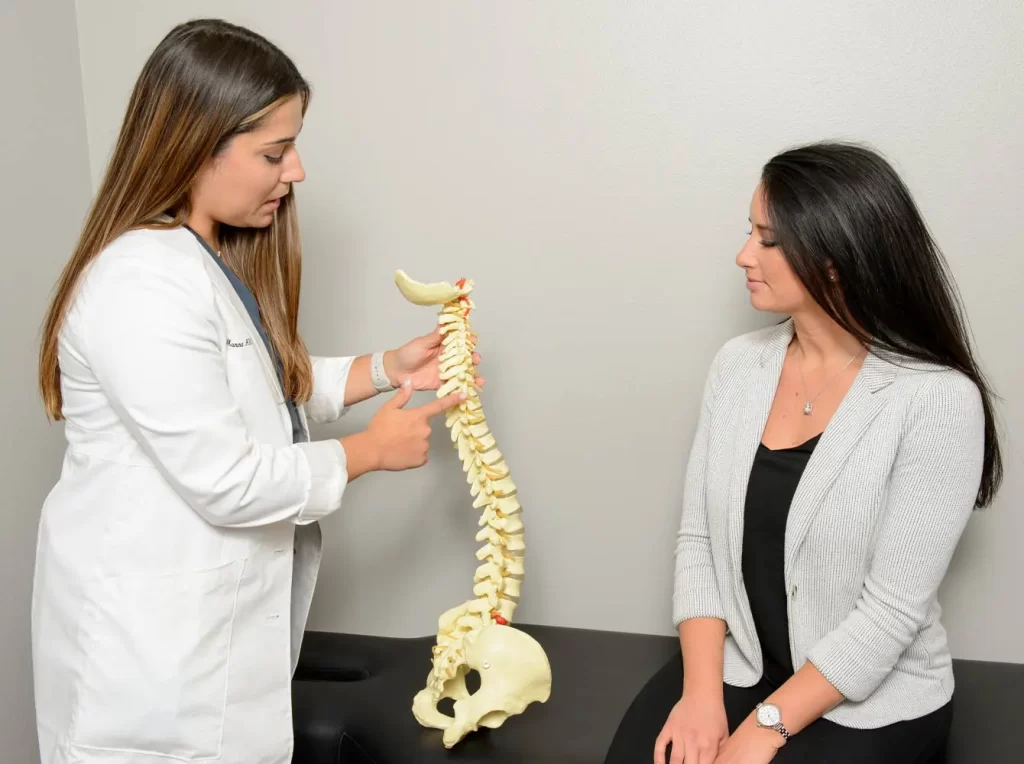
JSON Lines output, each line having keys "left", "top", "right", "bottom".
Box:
{"left": 395, "top": 269, "right": 551, "bottom": 748}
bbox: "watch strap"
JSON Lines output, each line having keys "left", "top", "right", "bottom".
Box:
{"left": 370, "top": 351, "right": 395, "bottom": 393}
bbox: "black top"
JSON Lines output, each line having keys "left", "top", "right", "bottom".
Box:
{"left": 184, "top": 226, "right": 307, "bottom": 444}
{"left": 741, "top": 433, "right": 821, "bottom": 689}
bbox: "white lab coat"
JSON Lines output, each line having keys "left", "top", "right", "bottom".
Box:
{"left": 31, "top": 225, "right": 355, "bottom": 764}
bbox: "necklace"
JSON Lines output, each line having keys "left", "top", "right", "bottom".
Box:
{"left": 796, "top": 344, "right": 863, "bottom": 415}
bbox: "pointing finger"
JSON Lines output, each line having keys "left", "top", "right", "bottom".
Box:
{"left": 420, "top": 390, "right": 467, "bottom": 418}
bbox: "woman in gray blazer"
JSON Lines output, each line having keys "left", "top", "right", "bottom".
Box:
{"left": 605, "top": 142, "right": 1003, "bottom": 764}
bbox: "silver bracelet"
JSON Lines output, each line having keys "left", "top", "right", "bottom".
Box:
{"left": 370, "top": 351, "right": 395, "bottom": 393}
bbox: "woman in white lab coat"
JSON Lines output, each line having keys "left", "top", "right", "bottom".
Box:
{"left": 30, "top": 18, "right": 476, "bottom": 764}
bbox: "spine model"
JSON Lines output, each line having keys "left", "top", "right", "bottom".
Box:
{"left": 396, "top": 270, "right": 549, "bottom": 748}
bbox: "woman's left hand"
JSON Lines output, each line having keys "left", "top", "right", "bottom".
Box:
{"left": 385, "top": 326, "right": 485, "bottom": 392}
{"left": 714, "top": 715, "right": 784, "bottom": 764}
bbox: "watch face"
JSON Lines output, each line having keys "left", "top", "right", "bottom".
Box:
{"left": 757, "top": 703, "right": 781, "bottom": 727}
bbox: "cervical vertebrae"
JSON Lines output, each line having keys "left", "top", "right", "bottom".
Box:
{"left": 395, "top": 269, "right": 551, "bottom": 748}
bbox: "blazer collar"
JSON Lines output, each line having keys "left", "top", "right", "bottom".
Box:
{"left": 757, "top": 318, "right": 896, "bottom": 393}
{"left": 728, "top": 318, "right": 898, "bottom": 580}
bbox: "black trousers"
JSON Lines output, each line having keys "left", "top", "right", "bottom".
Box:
{"left": 604, "top": 652, "right": 953, "bottom": 763}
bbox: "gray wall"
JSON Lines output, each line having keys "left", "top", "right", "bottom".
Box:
{"left": 4, "top": 0, "right": 1019, "bottom": 749}
{"left": 7, "top": 9, "right": 1020, "bottom": 757}
{"left": 73, "top": 1, "right": 1024, "bottom": 662}
{"left": 1, "top": 0, "right": 93, "bottom": 760}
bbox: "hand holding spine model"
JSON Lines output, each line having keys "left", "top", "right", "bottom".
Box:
{"left": 395, "top": 270, "right": 551, "bottom": 748}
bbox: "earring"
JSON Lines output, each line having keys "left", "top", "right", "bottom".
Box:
{"left": 829, "top": 272, "right": 836, "bottom": 282}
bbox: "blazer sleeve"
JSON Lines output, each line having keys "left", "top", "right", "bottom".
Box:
{"left": 81, "top": 247, "right": 349, "bottom": 528}
{"left": 805, "top": 371, "right": 986, "bottom": 702}
{"left": 673, "top": 345, "right": 727, "bottom": 625}
{"left": 305, "top": 355, "right": 356, "bottom": 424}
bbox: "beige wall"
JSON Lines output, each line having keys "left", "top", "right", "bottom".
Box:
{"left": 1, "top": 0, "right": 93, "bottom": 760}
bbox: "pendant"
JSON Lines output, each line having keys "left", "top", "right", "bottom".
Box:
{"left": 803, "top": 401, "right": 813, "bottom": 415}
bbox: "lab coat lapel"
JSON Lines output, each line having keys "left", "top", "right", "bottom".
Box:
{"left": 783, "top": 351, "right": 896, "bottom": 581}
{"left": 199, "top": 249, "right": 285, "bottom": 403}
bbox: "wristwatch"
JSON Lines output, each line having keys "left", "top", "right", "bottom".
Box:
{"left": 755, "top": 702, "right": 789, "bottom": 741}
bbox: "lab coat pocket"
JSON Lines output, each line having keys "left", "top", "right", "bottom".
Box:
{"left": 70, "top": 559, "right": 245, "bottom": 760}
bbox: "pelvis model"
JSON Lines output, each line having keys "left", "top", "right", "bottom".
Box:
{"left": 394, "top": 269, "right": 552, "bottom": 748}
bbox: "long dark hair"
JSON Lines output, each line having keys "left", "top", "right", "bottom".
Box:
{"left": 760, "top": 141, "right": 1002, "bottom": 508}
{"left": 40, "top": 18, "right": 314, "bottom": 420}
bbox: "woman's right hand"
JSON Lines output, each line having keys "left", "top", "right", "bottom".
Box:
{"left": 654, "top": 690, "right": 729, "bottom": 764}
{"left": 361, "top": 380, "right": 467, "bottom": 471}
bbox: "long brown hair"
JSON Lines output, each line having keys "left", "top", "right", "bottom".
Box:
{"left": 761, "top": 141, "right": 1002, "bottom": 508}
{"left": 39, "top": 18, "right": 314, "bottom": 420}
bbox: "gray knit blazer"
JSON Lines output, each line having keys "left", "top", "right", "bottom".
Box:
{"left": 672, "top": 319, "right": 985, "bottom": 728}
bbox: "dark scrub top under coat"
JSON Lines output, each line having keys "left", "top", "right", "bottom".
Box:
{"left": 741, "top": 432, "right": 822, "bottom": 689}
{"left": 185, "top": 226, "right": 307, "bottom": 445}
